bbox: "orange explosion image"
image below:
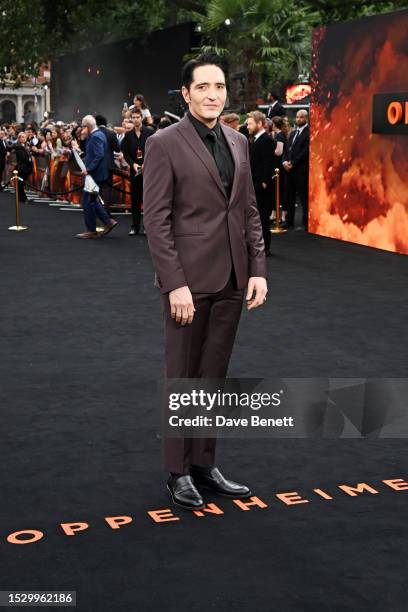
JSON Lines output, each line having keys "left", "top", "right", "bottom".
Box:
{"left": 309, "top": 12, "right": 408, "bottom": 255}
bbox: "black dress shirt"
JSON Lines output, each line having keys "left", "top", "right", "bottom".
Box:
{"left": 15, "top": 144, "right": 33, "bottom": 176}
{"left": 187, "top": 111, "right": 234, "bottom": 198}
{"left": 121, "top": 126, "right": 152, "bottom": 177}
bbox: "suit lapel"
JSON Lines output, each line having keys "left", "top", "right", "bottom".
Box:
{"left": 178, "top": 115, "right": 226, "bottom": 199}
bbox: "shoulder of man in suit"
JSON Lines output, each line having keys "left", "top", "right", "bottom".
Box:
{"left": 255, "top": 131, "right": 273, "bottom": 144}
{"left": 297, "top": 127, "right": 309, "bottom": 137}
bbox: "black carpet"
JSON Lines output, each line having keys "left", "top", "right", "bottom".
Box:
{"left": 1, "top": 193, "right": 407, "bottom": 612}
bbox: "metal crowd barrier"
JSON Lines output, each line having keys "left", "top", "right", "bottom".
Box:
{"left": 3, "top": 153, "right": 133, "bottom": 209}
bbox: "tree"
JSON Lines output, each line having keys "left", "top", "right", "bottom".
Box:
{"left": 0, "top": 0, "right": 169, "bottom": 84}
{"left": 303, "top": 0, "right": 408, "bottom": 23}
{"left": 1, "top": 0, "right": 407, "bottom": 95}
{"left": 197, "top": 0, "right": 317, "bottom": 110}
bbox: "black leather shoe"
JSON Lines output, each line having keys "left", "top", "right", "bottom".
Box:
{"left": 166, "top": 475, "right": 204, "bottom": 510}
{"left": 190, "top": 466, "right": 252, "bottom": 498}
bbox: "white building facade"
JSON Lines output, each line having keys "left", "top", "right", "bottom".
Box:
{"left": 0, "top": 87, "right": 46, "bottom": 124}
{"left": 0, "top": 66, "right": 50, "bottom": 124}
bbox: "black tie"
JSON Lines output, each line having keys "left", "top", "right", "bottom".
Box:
{"left": 207, "top": 130, "right": 224, "bottom": 180}
{"left": 205, "top": 129, "right": 233, "bottom": 198}
{"left": 292, "top": 129, "right": 300, "bottom": 145}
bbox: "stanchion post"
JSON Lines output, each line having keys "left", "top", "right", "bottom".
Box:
{"left": 8, "top": 170, "right": 28, "bottom": 232}
{"left": 271, "top": 167, "right": 287, "bottom": 234}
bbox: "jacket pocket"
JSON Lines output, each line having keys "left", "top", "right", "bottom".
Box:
{"left": 173, "top": 225, "right": 204, "bottom": 237}
{"left": 174, "top": 232, "right": 205, "bottom": 237}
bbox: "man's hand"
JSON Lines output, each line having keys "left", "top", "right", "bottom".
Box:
{"left": 283, "top": 161, "right": 292, "bottom": 172}
{"left": 81, "top": 168, "right": 88, "bottom": 176}
{"left": 133, "top": 163, "right": 141, "bottom": 172}
{"left": 169, "top": 286, "right": 196, "bottom": 325}
{"left": 261, "top": 181, "right": 267, "bottom": 189}
{"left": 246, "top": 277, "right": 268, "bottom": 311}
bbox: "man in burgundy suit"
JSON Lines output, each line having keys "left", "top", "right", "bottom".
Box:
{"left": 143, "top": 52, "right": 268, "bottom": 510}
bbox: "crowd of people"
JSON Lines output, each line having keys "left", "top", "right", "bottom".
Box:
{"left": 0, "top": 89, "right": 310, "bottom": 243}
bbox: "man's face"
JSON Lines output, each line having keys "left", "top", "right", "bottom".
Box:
{"left": 133, "top": 98, "right": 141, "bottom": 109}
{"left": 247, "top": 117, "right": 263, "bottom": 135}
{"left": 182, "top": 64, "right": 227, "bottom": 123}
{"left": 81, "top": 123, "right": 91, "bottom": 137}
{"left": 132, "top": 113, "right": 142, "bottom": 128}
{"left": 296, "top": 111, "right": 308, "bottom": 127}
{"left": 0, "top": 130, "right": 5, "bottom": 139}
{"left": 18, "top": 134, "right": 27, "bottom": 144}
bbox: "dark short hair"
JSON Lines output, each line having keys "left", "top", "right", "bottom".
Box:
{"left": 272, "top": 116, "right": 283, "bottom": 128}
{"left": 181, "top": 51, "right": 228, "bottom": 90}
{"left": 268, "top": 91, "right": 279, "bottom": 101}
{"left": 131, "top": 109, "right": 143, "bottom": 117}
{"left": 221, "top": 112, "right": 240, "bottom": 124}
{"left": 95, "top": 114, "right": 107, "bottom": 126}
{"left": 158, "top": 117, "right": 172, "bottom": 129}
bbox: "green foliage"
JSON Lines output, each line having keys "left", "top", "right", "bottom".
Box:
{"left": 197, "top": 0, "right": 317, "bottom": 103}
{"left": 0, "top": 0, "right": 168, "bottom": 83}
{"left": 302, "top": 0, "right": 408, "bottom": 25}
{"left": 1, "top": 0, "right": 407, "bottom": 88}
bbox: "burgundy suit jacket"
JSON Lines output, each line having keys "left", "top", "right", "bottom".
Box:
{"left": 143, "top": 115, "right": 266, "bottom": 294}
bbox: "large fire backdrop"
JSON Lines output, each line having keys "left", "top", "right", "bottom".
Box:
{"left": 309, "top": 10, "right": 408, "bottom": 255}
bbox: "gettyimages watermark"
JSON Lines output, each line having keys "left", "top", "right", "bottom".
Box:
{"left": 160, "top": 378, "right": 408, "bottom": 438}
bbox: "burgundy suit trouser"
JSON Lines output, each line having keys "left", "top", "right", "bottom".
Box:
{"left": 161, "top": 273, "right": 244, "bottom": 474}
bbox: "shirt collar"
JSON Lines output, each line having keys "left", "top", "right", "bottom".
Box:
{"left": 296, "top": 123, "right": 308, "bottom": 133}
{"left": 254, "top": 128, "right": 266, "bottom": 141}
{"left": 188, "top": 111, "right": 221, "bottom": 140}
{"left": 90, "top": 127, "right": 98, "bottom": 134}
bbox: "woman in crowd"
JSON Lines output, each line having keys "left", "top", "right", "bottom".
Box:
{"left": 14, "top": 132, "right": 33, "bottom": 203}
{"left": 51, "top": 127, "right": 63, "bottom": 155}
{"left": 49, "top": 127, "right": 65, "bottom": 197}
{"left": 129, "top": 94, "right": 154, "bottom": 126}
{"left": 73, "top": 125, "right": 86, "bottom": 154}
{"left": 282, "top": 115, "right": 293, "bottom": 137}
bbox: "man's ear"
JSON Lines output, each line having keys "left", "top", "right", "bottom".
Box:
{"left": 181, "top": 85, "right": 190, "bottom": 105}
